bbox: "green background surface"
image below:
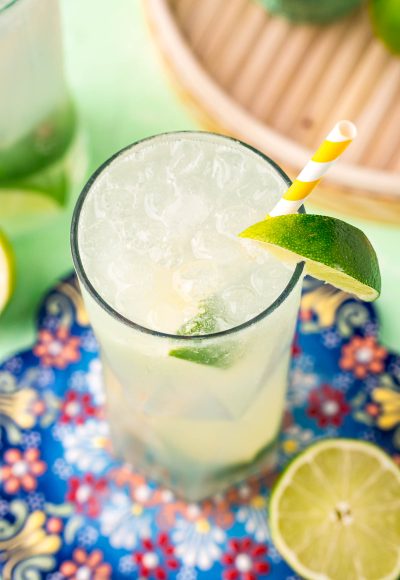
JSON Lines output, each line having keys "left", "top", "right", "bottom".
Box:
{"left": 0, "top": 0, "right": 399, "bottom": 361}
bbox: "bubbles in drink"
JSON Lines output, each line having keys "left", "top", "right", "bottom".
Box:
{"left": 78, "top": 133, "right": 296, "bottom": 334}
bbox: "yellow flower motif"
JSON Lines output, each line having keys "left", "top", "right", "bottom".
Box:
{"left": 0, "top": 373, "right": 38, "bottom": 429}
{"left": 0, "top": 510, "right": 60, "bottom": 579}
{"left": 195, "top": 517, "right": 211, "bottom": 534}
{"left": 371, "top": 388, "right": 400, "bottom": 430}
{"left": 282, "top": 439, "right": 298, "bottom": 455}
{"left": 250, "top": 495, "right": 266, "bottom": 509}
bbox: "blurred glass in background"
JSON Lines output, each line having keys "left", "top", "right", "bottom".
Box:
{"left": 0, "top": 0, "right": 86, "bottom": 238}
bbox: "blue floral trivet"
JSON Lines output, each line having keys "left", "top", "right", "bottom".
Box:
{"left": 0, "top": 275, "right": 399, "bottom": 579}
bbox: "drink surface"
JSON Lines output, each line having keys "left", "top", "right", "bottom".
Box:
{"left": 78, "top": 133, "right": 295, "bottom": 335}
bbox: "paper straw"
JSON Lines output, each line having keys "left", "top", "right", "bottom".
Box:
{"left": 268, "top": 120, "right": 357, "bottom": 217}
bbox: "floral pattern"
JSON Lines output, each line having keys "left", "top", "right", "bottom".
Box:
{"left": 0, "top": 274, "right": 399, "bottom": 579}
{"left": 339, "top": 335, "right": 387, "bottom": 379}
{"left": 307, "top": 384, "right": 350, "bottom": 428}
{"left": 221, "top": 538, "right": 270, "bottom": 579}
{"left": 60, "top": 390, "right": 98, "bottom": 424}
{"left": 60, "top": 548, "right": 111, "bottom": 579}
{"left": 0, "top": 447, "right": 46, "bottom": 493}
{"left": 34, "top": 326, "right": 80, "bottom": 369}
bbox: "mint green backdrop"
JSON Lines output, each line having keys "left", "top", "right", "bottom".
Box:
{"left": 0, "top": 0, "right": 398, "bottom": 360}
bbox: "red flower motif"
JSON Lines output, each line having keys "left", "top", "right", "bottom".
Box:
{"left": 339, "top": 335, "right": 387, "bottom": 379}
{"left": 60, "top": 548, "right": 111, "bottom": 579}
{"left": 221, "top": 538, "right": 270, "bottom": 580}
{"left": 60, "top": 390, "right": 97, "bottom": 425}
{"left": 307, "top": 385, "right": 350, "bottom": 428}
{"left": 133, "top": 533, "right": 179, "bottom": 579}
{"left": 66, "top": 473, "right": 108, "bottom": 518}
{"left": 291, "top": 334, "right": 301, "bottom": 358}
{"left": 34, "top": 326, "right": 80, "bottom": 369}
{"left": 0, "top": 448, "right": 46, "bottom": 494}
{"left": 300, "top": 308, "right": 313, "bottom": 322}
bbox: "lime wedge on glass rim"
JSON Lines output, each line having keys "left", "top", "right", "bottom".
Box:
{"left": 240, "top": 214, "right": 381, "bottom": 302}
{"left": 269, "top": 439, "right": 400, "bottom": 580}
{"left": 0, "top": 230, "right": 15, "bottom": 315}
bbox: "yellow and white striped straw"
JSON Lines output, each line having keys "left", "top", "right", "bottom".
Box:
{"left": 268, "top": 120, "right": 357, "bottom": 217}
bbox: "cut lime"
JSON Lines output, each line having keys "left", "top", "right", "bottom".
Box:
{"left": 0, "top": 230, "right": 15, "bottom": 314}
{"left": 240, "top": 214, "right": 381, "bottom": 301}
{"left": 0, "top": 190, "right": 60, "bottom": 237}
{"left": 270, "top": 439, "right": 400, "bottom": 580}
{"left": 169, "top": 298, "right": 239, "bottom": 368}
{"left": 369, "top": 0, "right": 400, "bottom": 55}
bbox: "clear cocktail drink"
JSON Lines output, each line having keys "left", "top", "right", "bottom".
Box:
{"left": 71, "top": 132, "right": 304, "bottom": 500}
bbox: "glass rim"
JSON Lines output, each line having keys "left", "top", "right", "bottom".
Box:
{"left": 71, "top": 131, "right": 305, "bottom": 341}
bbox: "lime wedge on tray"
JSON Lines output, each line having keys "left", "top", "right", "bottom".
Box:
{"left": 270, "top": 439, "right": 400, "bottom": 580}
{"left": 0, "top": 230, "right": 15, "bottom": 315}
{"left": 240, "top": 214, "right": 381, "bottom": 301}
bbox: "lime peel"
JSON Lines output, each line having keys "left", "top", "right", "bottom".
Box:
{"left": 0, "top": 230, "right": 15, "bottom": 314}
{"left": 240, "top": 214, "right": 381, "bottom": 302}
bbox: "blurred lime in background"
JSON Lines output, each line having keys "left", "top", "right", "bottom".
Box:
{"left": 257, "top": 0, "right": 363, "bottom": 23}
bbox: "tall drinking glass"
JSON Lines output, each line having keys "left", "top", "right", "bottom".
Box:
{"left": 71, "top": 132, "right": 304, "bottom": 500}
{"left": 0, "top": 0, "right": 85, "bottom": 233}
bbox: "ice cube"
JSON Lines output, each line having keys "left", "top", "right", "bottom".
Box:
{"left": 143, "top": 179, "right": 179, "bottom": 221}
{"left": 221, "top": 285, "right": 260, "bottom": 325}
{"left": 163, "top": 194, "right": 211, "bottom": 236}
{"left": 191, "top": 228, "right": 245, "bottom": 264}
{"left": 173, "top": 260, "right": 222, "bottom": 302}
{"left": 123, "top": 220, "right": 166, "bottom": 254}
{"left": 215, "top": 204, "right": 259, "bottom": 237}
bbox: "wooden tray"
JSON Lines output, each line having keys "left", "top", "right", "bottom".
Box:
{"left": 145, "top": 0, "right": 400, "bottom": 224}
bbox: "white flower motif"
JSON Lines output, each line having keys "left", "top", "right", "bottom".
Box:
{"left": 36, "top": 367, "right": 55, "bottom": 388}
{"left": 63, "top": 419, "right": 110, "bottom": 474}
{"left": 268, "top": 544, "right": 282, "bottom": 564}
{"left": 69, "top": 371, "right": 87, "bottom": 390}
{"left": 87, "top": 360, "right": 105, "bottom": 405}
{"left": 177, "top": 567, "right": 197, "bottom": 580}
{"left": 332, "top": 373, "right": 354, "bottom": 391}
{"left": 22, "top": 431, "right": 41, "bottom": 449}
{"left": 81, "top": 330, "right": 98, "bottom": 352}
{"left": 77, "top": 525, "right": 99, "bottom": 547}
{"left": 3, "top": 357, "right": 23, "bottom": 373}
{"left": 100, "top": 491, "right": 151, "bottom": 550}
{"left": 52, "top": 457, "right": 73, "bottom": 480}
{"left": 0, "top": 499, "right": 9, "bottom": 517}
{"left": 237, "top": 494, "right": 269, "bottom": 542}
{"left": 322, "top": 330, "right": 342, "bottom": 349}
{"left": 172, "top": 517, "right": 225, "bottom": 571}
{"left": 46, "top": 573, "right": 64, "bottom": 580}
{"left": 287, "top": 368, "right": 318, "bottom": 406}
{"left": 119, "top": 554, "right": 137, "bottom": 574}
{"left": 27, "top": 492, "right": 45, "bottom": 511}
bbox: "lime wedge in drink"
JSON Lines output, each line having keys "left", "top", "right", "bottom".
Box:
{"left": 169, "top": 298, "right": 239, "bottom": 368}
{"left": 269, "top": 439, "right": 400, "bottom": 580}
{"left": 0, "top": 230, "right": 15, "bottom": 315}
{"left": 369, "top": 0, "right": 400, "bottom": 55}
{"left": 240, "top": 214, "right": 381, "bottom": 301}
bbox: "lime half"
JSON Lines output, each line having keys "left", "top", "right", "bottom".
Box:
{"left": 0, "top": 230, "right": 15, "bottom": 314}
{"left": 240, "top": 214, "right": 381, "bottom": 301}
{"left": 270, "top": 439, "right": 400, "bottom": 580}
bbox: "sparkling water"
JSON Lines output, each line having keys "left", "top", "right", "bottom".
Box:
{"left": 75, "top": 133, "right": 303, "bottom": 500}
{"left": 79, "top": 134, "right": 295, "bottom": 333}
